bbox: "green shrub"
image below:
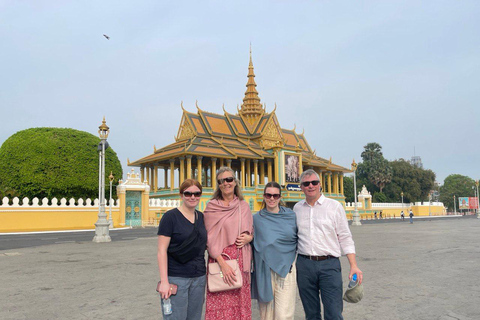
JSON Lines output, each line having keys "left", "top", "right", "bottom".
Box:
{"left": 0, "top": 127, "right": 122, "bottom": 201}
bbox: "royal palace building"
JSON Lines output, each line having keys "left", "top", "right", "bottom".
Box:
{"left": 129, "top": 53, "right": 350, "bottom": 212}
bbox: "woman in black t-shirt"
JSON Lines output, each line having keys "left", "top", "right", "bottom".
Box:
{"left": 157, "top": 179, "right": 207, "bottom": 320}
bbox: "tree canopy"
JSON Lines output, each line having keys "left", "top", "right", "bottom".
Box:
{"left": 346, "top": 143, "right": 436, "bottom": 203}
{"left": 0, "top": 127, "right": 123, "bottom": 201}
{"left": 439, "top": 174, "right": 476, "bottom": 211}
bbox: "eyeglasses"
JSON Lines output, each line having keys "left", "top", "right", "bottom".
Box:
{"left": 264, "top": 193, "right": 281, "bottom": 200}
{"left": 183, "top": 191, "right": 202, "bottom": 198}
{"left": 218, "top": 176, "right": 235, "bottom": 184}
{"left": 301, "top": 180, "right": 320, "bottom": 187}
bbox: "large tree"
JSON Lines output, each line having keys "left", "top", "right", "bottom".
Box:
{"left": 357, "top": 143, "right": 392, "bottom": 195}
{"left": 439, "top": 174, "right": 475, "bottom": 211}
{"left": 382, "top": 159, "right": 434, "bottom": 203}
{"left": 0, "top": 128, "right": 123, "bottom": 201}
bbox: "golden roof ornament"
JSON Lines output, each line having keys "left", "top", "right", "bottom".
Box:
{"left": 239, "top": 48, "right": 263, "bottom": 123}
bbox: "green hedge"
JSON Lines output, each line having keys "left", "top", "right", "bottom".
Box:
{"left": 0, "top": 127, "right": 122, "bottom": 201}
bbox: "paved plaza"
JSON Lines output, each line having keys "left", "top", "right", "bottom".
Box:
{"left": 1, "top": 217, "right": 479, "bottom": 320}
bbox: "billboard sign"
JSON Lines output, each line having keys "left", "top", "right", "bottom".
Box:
{"left": 458, "top": 197, "right": 469, "bottom": 210}
{"left": 469, "top": 197, "right": 478, "bottom": 209}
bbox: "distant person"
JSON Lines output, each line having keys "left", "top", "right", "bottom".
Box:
{"left": 401, "top": 211, "right": 405, "bottom": 221}
{"left": 409, "top": 209, "right": 414, "bottom": 224}
{"left": 157, "top": 179, "right": 207, "bottom": 320}
{"left": 374, "top": 211, "right": 377, "bottom": 219}
{"left": 379, "top": 211, "right": 383, "bottom": 219}
{"left": 294, "top": 169, "right": 363, "bottom": 320}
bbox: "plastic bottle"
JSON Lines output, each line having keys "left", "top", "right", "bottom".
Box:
{"left": 163, "top": 298, "right": 172, "bottom": 315}
{"left": 348, "top": 274, "right": 358, "bottom": 288}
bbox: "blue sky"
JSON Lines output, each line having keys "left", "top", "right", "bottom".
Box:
{"left": 1, "top": 1, "right": 479, "bottom": 184}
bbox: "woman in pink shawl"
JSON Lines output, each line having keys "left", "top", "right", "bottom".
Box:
{"left": 204, "top": 166, "right": 254, "bottom": 320}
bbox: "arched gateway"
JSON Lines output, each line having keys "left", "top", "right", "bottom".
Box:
{"left": 128, "top": 53, "right": 350, "bottom": 212}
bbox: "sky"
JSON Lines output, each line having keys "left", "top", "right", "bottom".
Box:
{"left": 1, "top": 1, "right": 479, "bottom": 184}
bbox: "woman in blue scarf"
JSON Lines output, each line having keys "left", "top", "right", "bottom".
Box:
{"left": 252, "top": 181, "right": 298, "bottom": 320}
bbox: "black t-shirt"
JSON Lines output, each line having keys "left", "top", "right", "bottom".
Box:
{"left": 157, "top": 208, "right": 207, "bottom": 278}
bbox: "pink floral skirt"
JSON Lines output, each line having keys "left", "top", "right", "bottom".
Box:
{"left": 205, "top": 244, "right": 251, "bottom": 320}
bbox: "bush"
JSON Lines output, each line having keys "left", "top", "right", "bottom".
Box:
{"left": 0, "top": 127, "right": 122, "bottom": 201}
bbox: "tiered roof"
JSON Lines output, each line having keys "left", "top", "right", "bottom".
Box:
{"left": 129, "top": 53, "right": 349, "bottom": 173}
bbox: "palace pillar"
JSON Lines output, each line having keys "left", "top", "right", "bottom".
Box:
{"left": 186, "top": 156, "right": 192, "bottom": 179}
{"left": 220, "top": 158, "right": 224, "bottom": 168}
{"left": 179, "top": 157, "right": 185, "bottom": 184}
{"left": 212, "top": 158, "right": 217, "bottom": 190}
{"left": 259, "top": 160, "right": 265, "bottom": 185}
{"left": 340, "top": 174, "right": 344, "bottom": 195}
{"left": 253, "top": 160, "right": 259, "bottom": 187}
{"left": 140, "top": 166, "right": 144, "bottom": 183}
{"left": 240, "top": 158, "right": 246, "bottom": 188}
{"left": 150, "top": 166, "right": 154, "bottom": 189}
{"left": 164, "top": 166, "right": 168, "bottom": 189}
{"left": 170, "top": 160, "right": 175, "bottom": 191}
{"left": 197, "top": 156, "right": 203, "bottom": 184}
{"left": 327, "top": 172, "right": 332, "bottom": 194}
{"left": 246, "top": 159, "right": 251, "bottom": 187}
{"left": 226, "top": 159, "right": 232, "bottom": 168}
{"left": 267, "top": 159, "right": 273, "bottom": 182}
{"left": 154, "top": 165, "right": 158, "bottom": 192}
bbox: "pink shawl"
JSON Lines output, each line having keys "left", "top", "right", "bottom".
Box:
{"left": 204, "top": 197, "right": 253, "bottom": 274}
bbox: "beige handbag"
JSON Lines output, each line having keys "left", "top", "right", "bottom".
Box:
{"left": 207, "top": 206, "right": 243, "bottom": 292}
{"left": 207, "top": 253, "right": 242, "bottom": 292}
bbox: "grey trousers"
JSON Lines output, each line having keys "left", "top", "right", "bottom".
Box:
{"left": 296, "top": 255, "right": 343, "bottom": 320}
{"left": 161, "top": 275, "right": 206, "bottom": 320}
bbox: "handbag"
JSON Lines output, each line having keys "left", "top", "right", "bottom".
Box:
{"left": 168, "top": 211, "right": 205, "bottom": 264}
{"left": 207, "top": 253, "right": 242, "bottom": 292}
{"left": 207, "top": 206, "right": 243, "bottom": 292}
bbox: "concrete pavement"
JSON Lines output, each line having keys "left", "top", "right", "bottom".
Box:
{"left": 1, "top": 216, "right": 479, "bottom": 319}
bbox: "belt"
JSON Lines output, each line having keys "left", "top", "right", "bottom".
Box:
{"left": 299, "top": 254, "right": 336, "bottom": 261}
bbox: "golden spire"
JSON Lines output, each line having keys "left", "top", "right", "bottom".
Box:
{"left": 239, "top": 47, "right": 263, "bottom": 124}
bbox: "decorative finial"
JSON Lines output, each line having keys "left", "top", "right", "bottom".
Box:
{"left": 127, "top": 158, "right": 131, "bottom": 165}
{"left": 181, "top": 101, "right": 185, "bottom": 111}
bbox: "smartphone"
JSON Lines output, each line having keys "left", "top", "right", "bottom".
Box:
{"left": 156, "top": 281, "right": 178, "bottom": 295}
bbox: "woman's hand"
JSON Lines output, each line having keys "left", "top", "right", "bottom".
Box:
{"left": 158, "top": 281, "right": 172, "bottom": 299}
{"left": 219, "top": 261, "right": 237, "bottom": 286}
{"left": 235, "top": 233, "right": 253, "bottom": 249}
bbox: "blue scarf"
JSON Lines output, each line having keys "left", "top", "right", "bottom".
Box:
{"left": 251, "top": 206, "right": 297, "bottom": 303}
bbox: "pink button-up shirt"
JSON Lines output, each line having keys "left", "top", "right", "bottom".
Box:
{"left": 294, "top": 194, "right": 355, "bottom": 257}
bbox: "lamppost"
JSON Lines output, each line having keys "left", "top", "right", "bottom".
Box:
{"left": 109, "top": 171, "right": 114, "bottom": 229}
{"left": 428, "top": 192, "right": 432, "bottom": 216}
{"left": 453, "top": 195, "right": 456, "bottom": 215}
{"left": 476, "top": 180, "right": 480, "bottom": 219}
{"left": 351, "top": 159, "right": 361, "bottom": 226}
{"left": 93, "top": 117, "right": 111, "bottom": 243}
{"left": 401, "top": 191, "right": 404, "bottom": 210}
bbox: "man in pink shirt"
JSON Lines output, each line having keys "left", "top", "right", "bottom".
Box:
{"left": 294, "top": 169, "right": 363, "bottom": 320}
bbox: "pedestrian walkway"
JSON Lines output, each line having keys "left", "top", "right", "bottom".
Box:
{"left": 1, "top": 217, "right": 479, "bottom": 320}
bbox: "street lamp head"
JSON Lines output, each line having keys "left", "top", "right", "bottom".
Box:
{"left": 401, "top": 192, "right": 404, "bottom": 197}
{"left": 351, "top": 159, "right": 357, "bottom": 172}
{"left": 98, "top": 116, "right": 110, "bottom": 140}
{"left": 109, "top": 171, "right": 114, "bottom": 182}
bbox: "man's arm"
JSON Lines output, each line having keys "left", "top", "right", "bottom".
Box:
{"left": 346, "top": 253, "right": 363, "bottom": 285}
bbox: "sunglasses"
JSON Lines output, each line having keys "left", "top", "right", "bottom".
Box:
{"left": 183, "top": 191, "right": 202, "bottom": 198}
{"left": 218, "top": 176, "right": 235, "bottom": 184}
{"left": 301, "top": 180, "right": 320, "bottom": 187}
{"left": 264, "top": 193, "right": 281, "bottom": 200}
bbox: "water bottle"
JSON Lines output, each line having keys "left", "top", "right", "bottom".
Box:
{"left": 348, "top": 274, "right": 358, "bottom": 288}
{"left": 163, "top": 298, "right": 172, "bottom": 315}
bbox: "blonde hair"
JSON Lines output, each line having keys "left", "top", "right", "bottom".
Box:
{"left": 211, "top": 166, "right": 244, "bottom": 201}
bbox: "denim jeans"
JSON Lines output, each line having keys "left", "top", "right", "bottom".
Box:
{"left": 296, "top": 255, "right": 343, "bottom": 320}
{"left": 161, "top": 275, "right": 206, "bottom": 320}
